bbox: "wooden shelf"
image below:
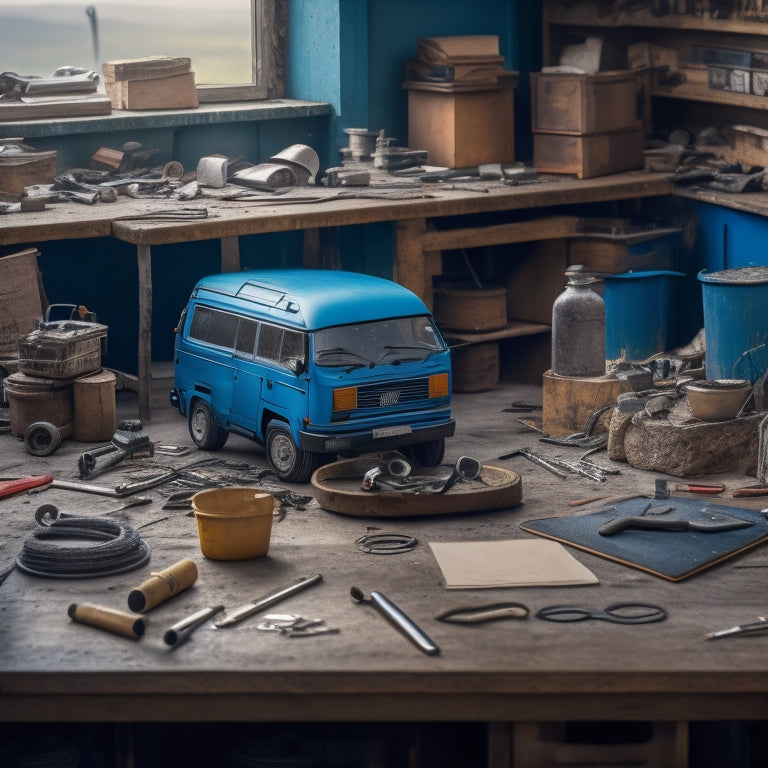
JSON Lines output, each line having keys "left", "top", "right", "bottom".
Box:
{"left": 442, "top": 320, "right": 551, "bottom": 349}
{"left": 544, "top": 0, "right": 768, "bottom": 35}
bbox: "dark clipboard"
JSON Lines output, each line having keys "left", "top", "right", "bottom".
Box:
{"left": 520, "top": 496, "right": 768, "bottom": 581}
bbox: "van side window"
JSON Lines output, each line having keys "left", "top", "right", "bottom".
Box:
{"left": 189, "top": 306, "right": 239, "bottom": 350}
{"left": 257, "top": 323, "right": 307, "bottom": 369}
{"left": 234, "top": 317, "right": 258, "bottom": 358}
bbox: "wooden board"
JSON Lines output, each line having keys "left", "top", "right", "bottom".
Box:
{"left": 520, "top": 496, "right": 768, "bottom": 581}
{"left": 311, "top": 455, "right": 522, "bottom": 517}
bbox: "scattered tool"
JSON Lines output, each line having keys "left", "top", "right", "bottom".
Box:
{"left": 77, "top": 430, "right": 154, "bottom": 479}
{"left": 215, "top": 573, "right": 323, "bottom": 628}
{"left": 672, "top": 483, "right": 725, "bottom": 495}
{"left": 164, "top": 605, "right": 225, "bottom": 648}
{"left": 497, "top": 448, "right": 569, "bottom": 480}
{"left": 436, "top": 602, "right": 529, "bottom": 624}
{"left": 598, "top": 510, "right": 754, "bottom": 536}
{"left": 706, "top": 616, "right": 768, "bottom": 640}
{"left": 351, "top": 586, "right": 440, "bottom": 656}
{"left": 536, "top": 602, "right": 667, "bottom": 625}
{"left": 68, "top": 602, "right": 145, "bottom": 640}
{"left": 0, "top": 475, "right": 53, "bottom": 499}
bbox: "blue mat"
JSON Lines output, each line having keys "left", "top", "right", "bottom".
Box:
{"left": 520, "top": 497, "right": 768, "bottom": 581}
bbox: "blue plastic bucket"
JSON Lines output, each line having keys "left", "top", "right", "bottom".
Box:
{"left": 698, "top": 265, "right": 768, "bottom": 383}
{"left": 603, "top": 270, "right": 685, "bottom": 362}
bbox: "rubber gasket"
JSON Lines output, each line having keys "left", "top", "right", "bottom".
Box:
{"left": 354, "top": 532, "right": 418, "bottom": 555}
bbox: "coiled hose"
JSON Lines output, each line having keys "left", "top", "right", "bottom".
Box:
{"left": 15, "top": 504, "right": 151, "bottom": 578}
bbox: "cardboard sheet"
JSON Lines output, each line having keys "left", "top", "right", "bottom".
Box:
{"left": 428, "top": 539, "right": 599, "bottom": 589}
{"left": 520, "top": 497, "right": 768, "bottom": 581}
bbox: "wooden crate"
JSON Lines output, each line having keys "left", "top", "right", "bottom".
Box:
{"left": 406, "top": 80, "right": 516, "bottom": 167}
{"left": 533, "top": 123, "right": 644, "bottom": 179}
{"left": 531, "top": 70, "right": 639, "bottom": 134}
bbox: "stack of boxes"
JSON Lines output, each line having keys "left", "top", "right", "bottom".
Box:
{"left": 102, "top": 56, "right": 198, "bottom": 110}
{"left": 403, "top": 35, "right": 518, "bottom": 168}
{"left": 531, "top": 70, "right": 644, "bottom": 179}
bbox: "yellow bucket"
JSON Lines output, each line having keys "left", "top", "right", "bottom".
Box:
{"left": 191, "top": 487, "right": 275, "bottom": 560}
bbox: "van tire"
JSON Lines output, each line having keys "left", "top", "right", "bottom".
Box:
{"left": 404, "top": 438, "right": 445, "bottom": 468}
{"left": 189, "top": 399, "right": 229, "bottom": 450}
{"left": 266, "top": 421, "right": 319, "bottom": 483}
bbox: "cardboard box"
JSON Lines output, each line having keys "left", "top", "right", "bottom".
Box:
{"left": 105, "top": 72, "right": 198, "bottom": 110}
{"left": 406, "top": 80, "right": 516, "bottom": 167}
{"left": 0, "top": 248, "right": 45, "bottom": 354}
{"left": 531, "top": 70, "right": 639, "bottom": 134}
{"left": 533, "top": 123, "right": 644, "bottom": 179}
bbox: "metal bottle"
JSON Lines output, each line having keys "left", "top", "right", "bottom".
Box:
{"left": 551, "top": 265, "right": 606, "bottom": 377}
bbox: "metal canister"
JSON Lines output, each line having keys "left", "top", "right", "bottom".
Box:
{"left": 551, "top": 265, "right": 606, "bottom": 377}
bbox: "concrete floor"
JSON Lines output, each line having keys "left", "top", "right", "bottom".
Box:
{"left": 1, "top": 370, "right": 760, "bottom": 528}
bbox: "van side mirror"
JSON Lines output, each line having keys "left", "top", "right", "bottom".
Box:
{"left": 285, "top": 357, "right": 305, "bottom": 375}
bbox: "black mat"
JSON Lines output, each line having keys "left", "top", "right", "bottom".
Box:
{"left": 520, "top": 497, "right": 768, "bottom": 581}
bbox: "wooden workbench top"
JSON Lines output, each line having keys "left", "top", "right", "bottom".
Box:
{"left": 0, "top": 171, "right": 673, "bottom": 248}
{"left": 2, "top": 381, "right": 768, "bottom": 725}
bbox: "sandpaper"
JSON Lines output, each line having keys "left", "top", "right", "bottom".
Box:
{"left": 520, "top": 496, "right": 768, "bottom": 581}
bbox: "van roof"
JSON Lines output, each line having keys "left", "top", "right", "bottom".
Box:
{"left": 192, "top": 269, "right": 431, "bottom": 329}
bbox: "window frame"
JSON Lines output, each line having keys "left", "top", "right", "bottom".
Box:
{"left": 196, "top": 0, "right": 286, "bottom": 104}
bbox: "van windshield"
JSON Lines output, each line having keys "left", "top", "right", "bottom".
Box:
{"left": 314, "top": 316, "right": 445, "bottom": 368}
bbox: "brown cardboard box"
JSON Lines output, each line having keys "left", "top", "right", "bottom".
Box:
{"left": 531, "top": 70, "right": 639, "bottom": 134}
{"left": 0, "top": 248, "right": 45, "bottom": 354}
{"left": 406, "top": 79, "right": 517, "bottom": 167}
{"left": 105, "top": 72, "right": 198, "bottom": 110}
{"left": 533, "top": 123, "right": 644, "bottom": 179}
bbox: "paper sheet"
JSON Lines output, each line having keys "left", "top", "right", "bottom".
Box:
{"left": 428, "top": 539, "right": 599, "bottom": 589}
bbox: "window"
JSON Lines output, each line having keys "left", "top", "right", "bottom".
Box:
{"left": 189, "top": 306, "right": 239, "bottom": 350}
{"left": 257, "top": 324, "right": 307, "bottom": 369}
{"left": 0, "top": 0, "right": 284, "bottom": 102}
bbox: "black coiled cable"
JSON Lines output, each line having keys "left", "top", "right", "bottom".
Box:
{"left": 15, "top": 505, "right": 151, "bottom": 578}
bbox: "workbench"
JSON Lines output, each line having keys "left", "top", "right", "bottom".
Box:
{"left": 0, "top": 170, "right": 672, "bottom": 423}
{"left": 3, "top": 377, "right": 768, "bottom": 767}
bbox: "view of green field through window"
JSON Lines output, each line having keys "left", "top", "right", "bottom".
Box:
{"left": 1, "top": 1, "right": 252, "bottom": 85}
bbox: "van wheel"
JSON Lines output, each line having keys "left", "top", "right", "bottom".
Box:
{"left": 189, "top": 399, "right": 229, "bottom": 450}
{"left": 266, "top": 421, "right": 319, "bottom": 483}
{"left": 404, "top": 438, "right": 445, "bottom": 468}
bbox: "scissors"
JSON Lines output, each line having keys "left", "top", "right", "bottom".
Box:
{"left": 536, "top": 602, "right": 667, "bottom": 625}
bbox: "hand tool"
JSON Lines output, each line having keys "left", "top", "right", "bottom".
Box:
{"left": 351, "top": 586, "right": 440, "bottom": 656}
{"left": 77, "top": 430, "right": 153, "bottom": 479}
{"left": 598, "top": 511, "right": 754, "bottom": 536}
{"left": 536, "top": 602, "right": 667, "bottom": 625}
{"left": 0, "top": 475, "right": 53, "bottom": 499}
{"left": 127, "top": 558, "right": 198, "bottom": 613}
{"left": 163, "top": 605, "right": 225, "bottom": 648}
{"left": 215, "top": 573, "right": 323, "bottom": 628}
{"left": 705, "top": 616, "right": 768, "bottom": 640}
{"left": 497, "top": 448, "right": 570, "bottom": 479}
{"left": 672, "top": 483, "right": 726, "bottom": 494}
{"left": 68, "top": 602, "right": 145, "bottom": 639}
{"left": 435, "top": 602, "right": 529, "bottom": 624}
{"left": 733, "top": 485, "right": 768, "bottom": 498}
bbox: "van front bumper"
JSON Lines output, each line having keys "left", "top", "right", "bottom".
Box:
{"left": 299, "top": 420, "right": 455, "bottom": 454}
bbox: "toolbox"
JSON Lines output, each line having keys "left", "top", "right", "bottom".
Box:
{"left": 18, "top": 320, "right": 108, "bottom": 379}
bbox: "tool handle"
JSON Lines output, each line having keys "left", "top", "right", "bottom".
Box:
{"left": 370, "top": 591, "right": 440, "bottom": 656}
{"left": 68, "top": 602, "right": 145, "bottom": 639}
{"left": 128, "top": 558, "right": 198, "bottom": 613}
{"left": 164, "top": 605, "right": 224, "bottom": 647}
{"left": 599, "top": 516, "right": 690, "bottom": 536}
{"left": 733, "top": 486, "right": 768, "bottom": 497}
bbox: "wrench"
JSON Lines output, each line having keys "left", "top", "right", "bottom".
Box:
{"left": 497, "top": 448, "right": 570, "bottom": 480}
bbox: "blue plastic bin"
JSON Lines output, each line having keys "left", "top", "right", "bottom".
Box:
{"left": 603, "top": 270, "right": 685, "bottom": 362}
{"left": 698, "top": 265, "right": 768, "bottom": 383}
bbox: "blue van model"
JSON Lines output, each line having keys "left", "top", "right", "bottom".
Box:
{"left": 170, "top": 269, "right": 454, "bottom": 482}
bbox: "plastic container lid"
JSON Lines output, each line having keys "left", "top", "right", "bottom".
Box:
{"left": 698, "top": 265, "right": 768, "bottom": 284}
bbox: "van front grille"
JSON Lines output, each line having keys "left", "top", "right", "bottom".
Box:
{"left": 355, "top": 377, "right": 430, "bottom": 409}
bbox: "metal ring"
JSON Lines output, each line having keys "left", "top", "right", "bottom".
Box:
{"left": 355, "top": 532, "right": 418, "bottom": 555}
